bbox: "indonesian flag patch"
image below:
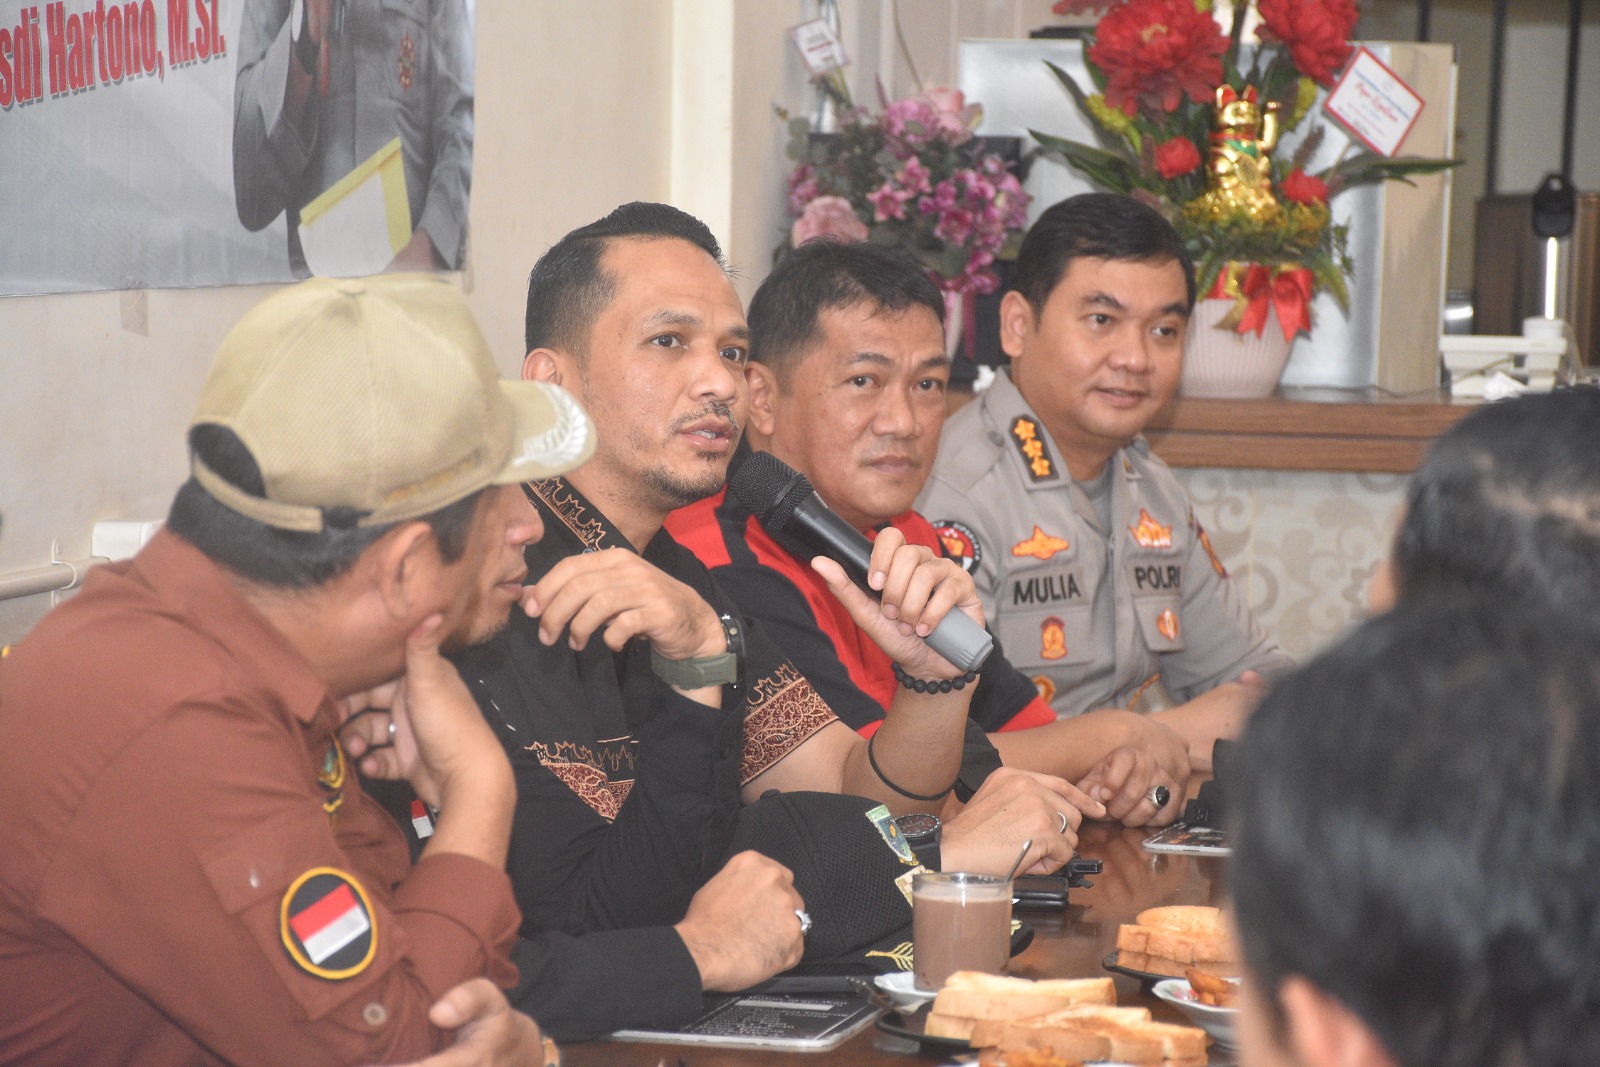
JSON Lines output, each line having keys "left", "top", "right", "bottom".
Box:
{"left": 410, "top": 799, "right": 435, "bottom": 839}
{"left": 280, "top": 868, "right": 378, "bottom": 980}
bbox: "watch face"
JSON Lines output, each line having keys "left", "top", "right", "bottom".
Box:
{"left": 895, "top": 812, "right": 939, "bottom": 840}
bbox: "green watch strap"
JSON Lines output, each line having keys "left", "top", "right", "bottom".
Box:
{"left": 649, "top": 647, "right": 739, "bottom": 689}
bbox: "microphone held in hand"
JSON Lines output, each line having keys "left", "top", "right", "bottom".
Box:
{"left": 729, "top": 451, "right": 994, "bottom": 673}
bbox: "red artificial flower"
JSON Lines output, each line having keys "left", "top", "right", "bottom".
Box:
{"left": 1154, "top": 136, "right": 1202, "bottom": 179}
{"left": 1089, "top": 0, "right": 1228, "bottom": 115}
{"left": 1279, "top": 168, "right": 1329, "bottom": 204}
{"left": 1256, "top": 0, "right": 1358, "bottom": 86}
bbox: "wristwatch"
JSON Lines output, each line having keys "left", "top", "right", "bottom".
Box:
{"left": 894, "top": 812, "right": 941, "bottom": 871}
{"left": 289, "top": 0, "right": 319, "bottom": 73}
{"left": 649, "top": 612, "right": 745, "bottom": 691}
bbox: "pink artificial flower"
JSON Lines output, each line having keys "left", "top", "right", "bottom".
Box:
{"left": 898, "top": 154, "right": 932, "bottom": 196}
{"left": 867, "top": 182, "right": 910, "bottom": 222}
{"left": 883, "top": 97, "right": 938, "bottom": 147}
{"left": 914, "top": 86, "right": 975, "bottom": 143}
{"left": 791, "top": 196, "right": 869, "bottom": 246}
{"left": 787, "top": 166, "right": 820, "bottom": 215}
{"left": 935, "top": 207, "right": 975, "bottom": 246}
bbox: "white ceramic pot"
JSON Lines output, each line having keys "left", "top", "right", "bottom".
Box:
{"left": 1180, "top": 297, "right": 1294, "bottom": 399}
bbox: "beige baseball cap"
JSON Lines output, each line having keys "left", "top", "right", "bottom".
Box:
{"left": 191, "top": 274, "right": 594, "bottom": 533}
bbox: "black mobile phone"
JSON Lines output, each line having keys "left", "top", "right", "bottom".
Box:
{"left": 1012, "top": 874, "right": 1071, "bottom": 909}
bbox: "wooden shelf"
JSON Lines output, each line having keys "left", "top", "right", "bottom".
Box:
{"left": 1142, "top": 387, "right": 1480, "bottom": 473}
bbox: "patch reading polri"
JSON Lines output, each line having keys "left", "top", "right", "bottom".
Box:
{"left": 280, "top": 868, "right": 378, "bottom": 980}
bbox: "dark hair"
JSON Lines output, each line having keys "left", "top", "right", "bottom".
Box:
{"left": 747, "top": 240, "right": 945, "bottom": 384}
{"left": 1010, "top": 192, "right": 1195, "bottom": 312}
{"left": 1393, "top": 387, "right": 1600, "bottom": 618}
{"left": 1228, "top": 592, "right": 1600, "bottom": 1067}
{"left": 524, "top": 202, "right": 726, "bottom": 357}
{"left": 166, "top": 425, "right": 482, "bottom": 588}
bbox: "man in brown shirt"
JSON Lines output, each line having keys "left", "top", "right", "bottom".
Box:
{"left": 0, "top": 275, "right": 594, "bottom": 1066}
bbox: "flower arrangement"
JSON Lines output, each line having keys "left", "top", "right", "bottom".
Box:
{"left": 1039, "top": 0, "right": 1455, "bottom": 339}
{"left": 783, "top": 85, "right": 1030, "bottom": 298}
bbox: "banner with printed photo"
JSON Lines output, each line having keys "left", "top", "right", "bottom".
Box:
{"left": 0, "top": 0, "right": 474, "bottom": 297}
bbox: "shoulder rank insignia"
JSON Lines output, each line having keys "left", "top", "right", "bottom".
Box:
{"left": 397, "top": 32, "right": 416, "bottom": 90}
{"left": 1128, "top": 508, "right": 1173, "bottom": 550}
{"left": 1157, "top": 608, "right": 1180, "bottom": 642}
{"left": 1010, "top": 417, "right": 1056, "bottom": 482}
{"left": 318, "top": 738, "right": 347, "bottom": 818}
{"left": 317, "top": 738, "right": 347, "bottom": 793}
{"left": 1032, "top": 675, "right": 1057, "bottom": 704}
{"left": 280, "top": 868, "right": 378, "bottom": 980}
{"left": 932, "top": 520, "right": 982, "bottom": 574}
{"left": 1040, "top": 616, "right": 1068, "bottom": 661}
{"left": 1012, "top": 525, "right": 1070, "bottom": 561}
{"left": 1197, "top": 523, "right": 1228, "bottom": 578}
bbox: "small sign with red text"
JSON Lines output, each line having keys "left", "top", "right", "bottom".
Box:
{"left": 788, "top": 18, "right": 847, "bottom": 77}
{"left": 1323, "top": 47, "right": 1424, "bottom": 158}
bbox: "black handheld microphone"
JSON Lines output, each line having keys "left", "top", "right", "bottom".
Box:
{"left": 728, "top": 451, "right": 994, "bottom": 673}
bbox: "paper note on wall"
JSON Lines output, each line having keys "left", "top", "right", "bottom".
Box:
{"left": 297, "top": 138, "right": 411, "bottom": 278}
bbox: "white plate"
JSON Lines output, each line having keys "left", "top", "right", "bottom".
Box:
{"left": 874, "top": 971, "right": 937, "bottom": 1010}
{"left": 1152, "top": 977, "right": 1239, "bottom": 1049}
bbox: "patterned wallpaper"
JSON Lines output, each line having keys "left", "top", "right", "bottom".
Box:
{"left": 1172, "top": 468, "right": 1409, "bottom": 662}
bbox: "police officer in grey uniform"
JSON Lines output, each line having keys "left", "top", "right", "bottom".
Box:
{"left": 918, "top": 193, "right": 1290, "bottom": 774}
{"left": 233, "top": 0, "right": 473, "bottom": 273}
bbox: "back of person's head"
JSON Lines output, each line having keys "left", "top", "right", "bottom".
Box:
{"left": 169, "top": 274, "right": 594, "bottom": 589}
{"left": 524, "top": 201, "right": 725, "bottom": 358}
{"left": 1010, "top": 192, "right": 1196, "bottom": 313}
{"left": 747, "top": 240, "right": 944, "bottom": 387}
{"left": 1228, "top": 591, "right": 1600, "bottom": 1067}
{"left": 1393, "top": 387, "right": 1600, "bottom": 617}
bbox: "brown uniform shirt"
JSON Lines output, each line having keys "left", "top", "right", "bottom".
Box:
{"left": 0, "top": 530, "right": 519, "bottom": 1066}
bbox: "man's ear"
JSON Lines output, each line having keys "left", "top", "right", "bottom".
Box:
{"left": 998, "top": 290, "right": 1033, "bottom": 362}
{"left": 1278, "top": 976, "right": 1399, "bottom": 1067}
{"left": 744, "top": 362, "right": 780, "bottom": 442}
{"left": 523, "top": 348, "right": 564, "bottom": 385}
{"left": 370, "top": 521, "right": 442, "bottom": 622}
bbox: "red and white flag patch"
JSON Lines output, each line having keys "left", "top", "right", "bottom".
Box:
{"left": 281, "top": 868, "right": 378, "bottom": 980}
{"left": 411, "top": 799, "right": 435, "bottom": 839}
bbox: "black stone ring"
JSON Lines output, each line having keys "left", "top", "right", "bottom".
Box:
{"left": 1148, "top": 785, "right": 1171, "bottom": 808}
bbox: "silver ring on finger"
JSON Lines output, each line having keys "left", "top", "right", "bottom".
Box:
{"left": 794, "top": 908, "right": 812, "bottom": 936}
{"left": 388, "top": 718, "right": 397, "bottom": 744}
{"left": 1054, "top": 810, "right": 1069, "bottom": 835}
{"left": 1147, "top": 785, "right": 1171, "bottom": 808}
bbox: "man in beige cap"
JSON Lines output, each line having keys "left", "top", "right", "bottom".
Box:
{"left": 0, "top": 273, "right": 593, "bottom": 1066}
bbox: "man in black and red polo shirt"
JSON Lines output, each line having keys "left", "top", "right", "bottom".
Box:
{"left": 668, "top": 240, "right": 1192, "bottom": 825}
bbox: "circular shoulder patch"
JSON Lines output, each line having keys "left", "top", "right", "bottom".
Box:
{"left": 932, "top": 520, "right": 982, "bottom": 574}
{"left": 280, "top": 867, "right": 378, "bottom": 980}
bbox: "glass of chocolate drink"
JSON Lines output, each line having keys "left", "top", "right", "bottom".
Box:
{"left": 911, "top": 872, "right": 1012, "bottom": 992}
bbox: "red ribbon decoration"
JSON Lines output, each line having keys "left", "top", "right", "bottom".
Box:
{"left": 1233, "top": 264, "right": 1313, "bottom": 343}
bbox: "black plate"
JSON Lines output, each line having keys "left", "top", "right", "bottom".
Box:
{"left": 1101, "top": 949, "right": 1175, "bottom": 991}
{"left": 873, "top": 1003, "right": 972, "bottom": 1053}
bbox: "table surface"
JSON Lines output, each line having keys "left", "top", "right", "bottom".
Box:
{"left": 558, "top": 821, "right": 1231, "bottom": 1066}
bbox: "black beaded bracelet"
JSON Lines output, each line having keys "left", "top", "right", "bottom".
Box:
{"left": 891, "top": 663, "right": 979, "bottom": 694}
{"left": 866, "top": 731, "right": 956, "bottom": 802}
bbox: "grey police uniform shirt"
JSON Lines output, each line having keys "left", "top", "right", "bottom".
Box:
{"left": 233, "top": 0, "right": 474, "bottom": 269}
{"left": 917, "top": 371, "right": 1291, "bottom": 719}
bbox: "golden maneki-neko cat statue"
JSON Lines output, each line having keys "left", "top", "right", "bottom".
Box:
{"left": 1193, "top": 85, "right": 1283, "bottom": 223}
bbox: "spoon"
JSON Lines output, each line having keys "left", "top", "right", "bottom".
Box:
{"left": 1004, "top": 838, "right": 1034, "bottom": 882}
